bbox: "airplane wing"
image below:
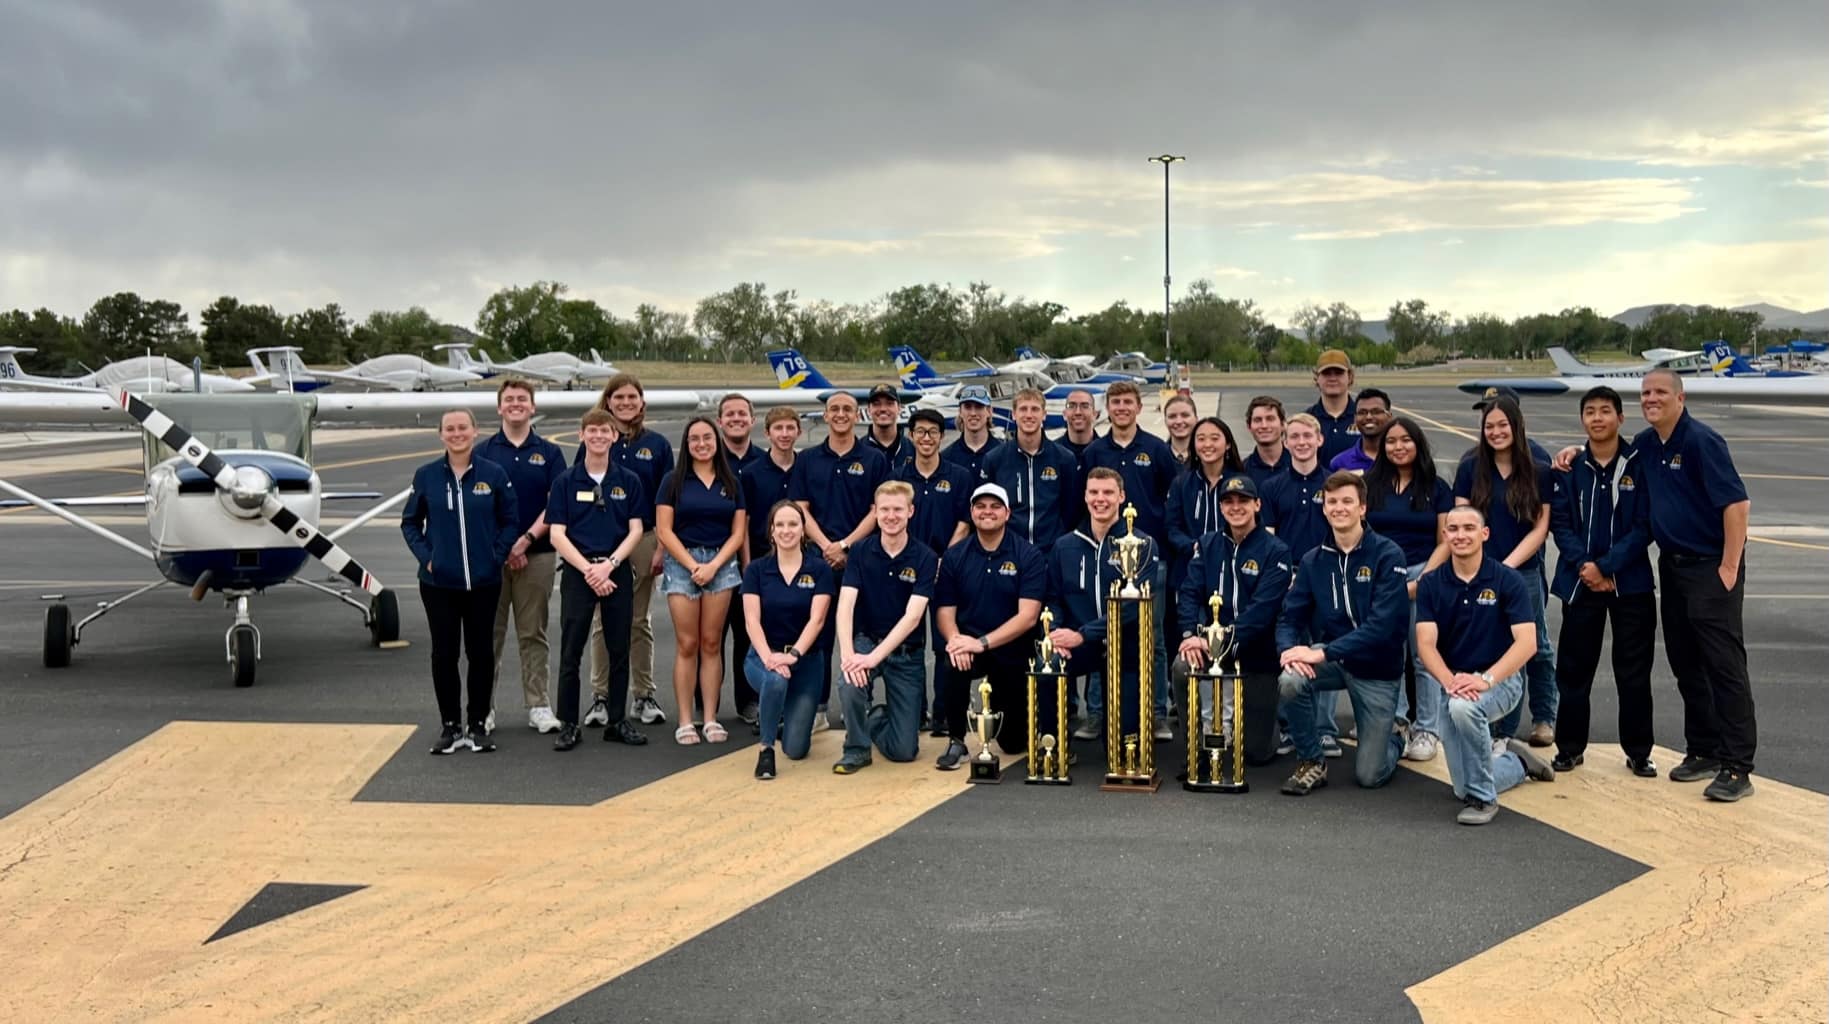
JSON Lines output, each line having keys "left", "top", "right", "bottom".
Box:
{"left": 302, "top": 368, "right": 414, "bottom": 391}
{"left": 0, "top": 378, "right": 110, "bottom": 395}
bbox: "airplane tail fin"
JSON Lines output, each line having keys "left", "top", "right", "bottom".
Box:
{"left": 1015, "top": 346, "right": 1041, "bottom": 361}
{"left": 246, "top": 349, "right": 271, "bottom": 375}
{"left": 1547, "top": 347, "right": 1594, "bottom": 376}
{"left": 1701, "top": 340, "right": 1754, "bottom": 376}
{"left": 888, "top": 345, "right": 942, "bottom": 384}
{"left": 0, "top": 346, "right": 37, "bottom": 383}
{"left": 767, "top": 349, "right": 835, "bottom": 389}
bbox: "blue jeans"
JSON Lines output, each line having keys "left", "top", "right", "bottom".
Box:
{"left": 1279, "top": 662, "right": 1404, "bottom": 787}
{"left": 1440, "top": 669, "right": 1528, "bottom": 804}
{"left": 838, "top": 635, "right": 925, "bottom": 763}
{"left": 746, "top": 648, "right": 825, "bottom": 759}
{"left": 1496, "top": 565, "right": 1559, "bottom": 736}
{"left": 1395, "top": 562, "right": 1442, "bottom": 737}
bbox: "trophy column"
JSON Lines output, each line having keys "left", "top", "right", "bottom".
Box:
{"left": 1101, "top": 504, "right": 1160, "bottom": 793}
{"left": 1184, "top": 591, "right": 1248, "bottom": 794}
{"left": 1026, "top": 608, "right": 1072, "bottom": 785}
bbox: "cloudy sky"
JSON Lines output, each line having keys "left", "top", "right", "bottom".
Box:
{"left": 4, "top": 0, "right": 1825, "bottom": 331}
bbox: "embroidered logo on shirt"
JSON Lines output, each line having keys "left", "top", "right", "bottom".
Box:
{"left": 608, "top": 486, "right": 628, "bottom": 501}
{"left": 795, "top": 573, "right": 818, "bottom": 589}
{"left": 1135, "top": 453, "right": 1152, "bottom": 467}
{"left": 1619, "top": 476, "right": 1635, "bottom": 491}
{"left": 846, "top": 462, "right": 866, "bottom": 476}
{"left": 1355, "top": 566, "right": 1373, "bottom": 582}
{"left": 1239, "top": 559, "right": 1260, "bottom": 576}
{"left": 1477, "top": 588, "right": 1498, "bottom": 606}
{"left": 1310, "top": 491, "right": 1324, "bottom": 504}
{"left": 897, "top": 566, "right": 919, "bottom": 583}
{"left": 1040, "top": 466, "right": 1059, "bottom": 480}
{"left": 635, "top": 447, "right": 654, "bottom": 460}
{"left": 471, "top": 482, "right": 492, "bottom": 495}
{"left": 935, "top": 480, "right": 953, "bottom": 493}
{"left": 1668, "top": 454, "right": 1682, "bottom": 469}
{"left": 529, "top": 453, "right": 546, "bottom": 465}
{"left": 997, "top": 560, "right": 1019, "bottom": 576}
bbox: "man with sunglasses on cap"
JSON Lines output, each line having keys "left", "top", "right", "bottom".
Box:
{"left": 943, "top": 384, "right": 1003, "bottom": 478}
{"left": 1309, "top": 349, "right": 1360, "bottom": 466}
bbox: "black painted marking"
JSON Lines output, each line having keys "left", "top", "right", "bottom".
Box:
{"left": 204, "top": 882, "right": 366, "bottom": 945}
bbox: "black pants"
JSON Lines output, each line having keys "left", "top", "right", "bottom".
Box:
{"left": 1173, "top": 663, "right": 1282, "bottom": 767}
{"left": 938, "top": 643, "right": 1034, "bottom": 749}
{"left": 1660, "top": 553, "right": 1757, "bottom": 771}
{"left": 1555, "top": 590, "right": 1657, "bottom": 760}
{"left": 725, "top": 592, "right": 757, "bottom": 711}
{"left": 420, "top": 582, "right": 502, "bottom": 728}
{"left": 557, "top": 562, "right": 634, "bottom": 727}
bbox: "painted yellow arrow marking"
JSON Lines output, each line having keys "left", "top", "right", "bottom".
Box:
{"left": 0, "top": 721, "right": 1008, "bottom": 1022}
{"left": 1403, "top": 743, "right": 1828, "bottom": 1023}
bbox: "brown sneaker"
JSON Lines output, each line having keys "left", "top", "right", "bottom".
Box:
{"left": 1527, "top": 721, "right": 1555, "bottom": 747}
{"left": 1280, "top": 759, "right": 1328, "bottom": 796}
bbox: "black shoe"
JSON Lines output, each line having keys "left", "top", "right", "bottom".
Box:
{"left": 928, "top": 720, "right": 949, "bottom": 738}
{"left": 553, "top": 724, "right": 581, "bottom": 751}
{"left": 755, "top": 747, "right": 777, "bottom": 780}
{"left": 935, "top": 740, "right": 968, "bottom": 771}
{"left": 1551, "top": 752, "right": 1583, "bottom": 772}
{"left": 430, "top": 722, "right": 465, "bottom": 755}
{"left": 1669, "top": 754, "right": 1722, "bottom": 783}
{"left": 467, "top": 724, "right": 496, "bottom": 753}
{"left": 1703, "top": 767, "right": 1754, "bottom": 802}
{"left": 605, "top": 719, "right": 649, "bottom": 745}
{"left": 1627, "top": 756, "right": 1658, "bottom": 778}
{"left": 832, "top": 756, "right": 873, "bottom": 775}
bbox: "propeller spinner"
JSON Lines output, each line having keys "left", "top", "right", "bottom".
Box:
{"left": 118, "top": 390, "right": 386, "bottom": 597}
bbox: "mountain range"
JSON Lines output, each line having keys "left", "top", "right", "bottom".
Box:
{"left": 1610, "top": 302, "right": 1829, "bottom": 331}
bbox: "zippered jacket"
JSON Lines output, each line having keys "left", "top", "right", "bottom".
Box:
{"left": 1177, "top": 524, "right": 1292, "bottom": 673}
{"left": 401, "top": 456, "right": 519, "bottom": 590}
{"left": 1549, "top": 442, "right": 1654, "bottom": 602}
{"left": 1275, "top": 527, "right": 1409, "bottom": 680}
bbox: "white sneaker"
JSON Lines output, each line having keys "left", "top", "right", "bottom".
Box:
{"left": 1491, "top": 736, "right": 1508, "bottom": 759}
{"left": 1403, "top": 730, "right": 1439, "bottom": 762}
{"left": 1320, "top": 735, "right": 1345, "bottom": 759}
{"left": 634, "top": 696, "right": 667, "bottom": 724}
{"left": 527, "top": 706, "right": 561, "bottom": 734}
{"left": 583, "top": 699, "right": 610, "bottom": 727}
{"left": 810, "top": 711, "right": 830, "bottom": 734}
{"left": 484, "top": 709, "right": 496, "bottom": 735}
{"left": 1152, "top": 721, "right": 1173, "bottom": 741}
{"left": 1276, "top": 731, "right": 1295, "bottom": 756}
{"left": 1072, "top": 719, "right": 1100, "bottom": 740}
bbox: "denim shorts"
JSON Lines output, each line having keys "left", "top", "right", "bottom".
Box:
{"left": 659, "top": 547, "right": 741, "bottom": 597}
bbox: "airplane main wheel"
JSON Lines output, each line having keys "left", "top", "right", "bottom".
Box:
{"left": 43, "top": 604, "right": 73, "bottom": 668}
{"left": 369, "top": 589, "right": 400, "bottom": 646}
{"left": 230, "top": 625, "right": 257, "bottom": 688}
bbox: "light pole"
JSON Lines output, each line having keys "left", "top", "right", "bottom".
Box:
{"left": 1147, "top": 154, "right": 1184, "bottom": 376}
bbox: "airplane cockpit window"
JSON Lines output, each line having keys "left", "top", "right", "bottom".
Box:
{"left": 141, "top": 394, "right": 313, "bottom": 468}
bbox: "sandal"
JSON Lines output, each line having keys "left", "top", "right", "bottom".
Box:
{"left": 702, "top": 721, "right": 729, "bottom": 743}
{"left": 674, "top": 725, "right": 701, "bottom": 746}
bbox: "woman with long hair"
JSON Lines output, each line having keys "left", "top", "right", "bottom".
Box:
{"left": 742, "top": 500, "right": 835, "bottom": 778}
{"left": 655, "top": 416, "right": 747, "bottom": 744}
{"left": 1163, "top": 394, "right": 1199, "bottom": 465}
{"left": 578, "top": 373, "right": 675, "bottom": 729}
{"left": 1452, "top": 397, "right": 1558, "bottom": 745}
{"left": 1365, "top": 415, "right": 1455, "bottom": 761}
{"left": 1165, "top": 415, "right": 1246, "bottom": 694}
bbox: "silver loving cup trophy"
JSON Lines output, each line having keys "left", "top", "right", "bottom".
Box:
{"left": 1113, "top": 503, "right": 1146, "bottom": 599}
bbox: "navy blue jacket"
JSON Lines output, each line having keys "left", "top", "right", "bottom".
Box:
{"left": 1177, "top": 525, "right": 1292, "bottom": 674}
{"left": 980, "top": 437, "right": 1082, "bottom": 552}
{"left": 1550, "top": 442, "right": 1654, "bottom": 602}
{"left": 401, "top": 456, "right": 520, "bottom": 591}
{"left": 1164, "top": 468, "right": 1230, "bottom": 590}
{"left": 1275, "top": 527, "right": 1410, "bottom": 681}
{"left": 1046, "top": 526, "right": 1160, "bottom": 676}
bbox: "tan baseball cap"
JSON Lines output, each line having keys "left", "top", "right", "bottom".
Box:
{"left": 1316, "top": 349, "right": 1353, "bottom": 371}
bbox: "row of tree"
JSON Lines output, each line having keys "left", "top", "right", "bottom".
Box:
{"left": 1, "top": 282, "right": 1801, "bottom": 376}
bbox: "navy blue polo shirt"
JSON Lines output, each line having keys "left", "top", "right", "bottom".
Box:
{"left": 942, "top": 435, "right": 1002, "bottom": 479}
{"left": 574, "top": 428, "right": 673, "bottom": 528}
{"left": 892, "top": 459, "right": 972, "bottom": 557}
{"left": 476, "top": 429, "right": 566, "bottom": 554}
{"left": 546, "top": 461, "right": 648, "bottom": 558}
{"left": 935, "top": 530, "right": 1048, "bottom": 637}
{"left": 724, "top": 442, "right": 762, "bottom": 476}
{"left": 1415, "top": 555, "right": 1534, "bottom": 674}
{"left": 742, "top": 554, "right": 836, "bottom": 651}
{"left": 740, "top": 453, "right": 795, "bottom": 554}
{"left": 1367, "top": 476, "right": 1453, "bottom": 564}
{"left": 788, "top": 438, "right": 888, "bottom": 545}
{"left": 862, "top": 427, "right": 912, "bottom": 468}
{"left": 1259, "top": 462, "right": 1329, "bottom": 561}
{"left": 1242, "top": 447, "right": 1291, "bottom": 487}
{"left": 1452, "top": 458, "right": 1552, "bottom": 571}
{"left": 1081, "top": 429, "right": 1180, "bottom": 543}
{"left": 841, "top": 534, "right": 940, "bottom": 647}
{"left": 1633, "top": 412, "right": 1748, "bottom": 559}
{"left": 1308, "top": 397, "right": 1359, "bottom": 465}
{"left": 1059, "top": 433, "right": 1097, "bottom": 466}
{"left": 656, "top": 469, "right": 745, "bottom": 549}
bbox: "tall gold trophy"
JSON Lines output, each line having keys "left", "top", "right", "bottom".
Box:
{"left": 1185, "top": 592, "right": 1248, "bottom": 794}
{"left": 1026, "top": 607, "right": 1072, "bottom": 785}
{"left": 1101, "top": 504, "right": 1160, "bottom": 793}
{"left": 966, "top": 679, "right": 1003, "bottom": 784}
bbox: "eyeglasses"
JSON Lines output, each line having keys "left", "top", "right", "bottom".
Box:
{"left": 911, "top": 427, "right": 943, "bottom": 438}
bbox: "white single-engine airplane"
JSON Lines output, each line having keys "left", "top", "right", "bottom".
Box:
{"left": 0, "top": 392, "right": 404, "bottom": 687}
{"left": 435, "top": 342, "right": 619, "bottom": 389}
{"left": 0, "top": 347, "right": 255, "bottom": 394}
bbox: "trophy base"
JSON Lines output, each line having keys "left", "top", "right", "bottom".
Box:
{"left": 1024, "top": 772, "right": 1073, "bottom": 786}
{"left": 1100, "top": 771, "right": 1161, "bottom": 793}
{"left": 968, "top": 757, "right": 1003, "bottom": 784}
{"left": 1182, "top": 777, "right": 1249, "bottom": 794}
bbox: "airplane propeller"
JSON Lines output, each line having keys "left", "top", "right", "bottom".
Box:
{"left": 116, "top": 390, "right": 387, "bottom": 597}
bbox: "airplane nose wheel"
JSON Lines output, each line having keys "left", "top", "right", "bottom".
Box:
{"left": 43, "top": 603, "right": 73, "bottom": 668}
{"left": 368, "top": 589, "right": 399, "bottom": 646}
{"left": 225, "top": 593, "right": 261, "bottom": 687}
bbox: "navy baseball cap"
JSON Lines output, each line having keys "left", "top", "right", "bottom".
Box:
{"left": 1471, "top": 385, "right": 1521, "bottom": 409}
{"left": 1219, "top": 474, "right": 1259, "bottom": 500}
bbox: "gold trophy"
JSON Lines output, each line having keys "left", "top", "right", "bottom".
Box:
{"left": 967, "top": 679, "right": 1002, "bottom": 784}
{"left": 1102, "top": 504, "right": 1160, "bottom": 793}
{"left": 1184, "top": 591, "right": 1248, "bottom": 794}
{"left": 1026, "top": 608, "right": 1072, "bottom": 785}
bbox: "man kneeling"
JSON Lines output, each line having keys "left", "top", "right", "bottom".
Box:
{"left": 1415, "top": 506, "right": 1555, "bottom": 825}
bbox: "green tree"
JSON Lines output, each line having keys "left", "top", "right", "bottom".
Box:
{"left": 199, "top": 296, "right": 283, "bottom": 368}
{"left": 1170, "top": 279, "right": 1266, "bottom": 367}
{"left": 555, "top": 298, "right": 625, "bottom": 358}
{"left": 82, "top": 292, "right": 197, "bottom": 362}
{"left": 352, "top": 307, "right": 448, "bottom": 358}
{"left": 878, "top": 284, "right": 966, "bottom": 360}
{"left": 1385, "top": 298, "right": 1450, "bottom": 354}
{"left": 284, "top": 303, "right": 352, "bottom": 364}
{"left": 694, "top": 282, "right": 779, "bottom": 363}
{"left": 625, "top": 303, "right": 697, "bottom": 361}
{"left": 475, "top": 281, "right": 569, "bottom": 358}
{"left": 1073, "top": 301, "right": 1153, "bottom": 359}
{"left": 0, "top": 308, "right": 90, "bottom": 374}
{"left": 1291, "top": 301, "right": 1362, "bottom": 347}
{"left": 1454, "top": 313, "right": 1515, "bottom": 359}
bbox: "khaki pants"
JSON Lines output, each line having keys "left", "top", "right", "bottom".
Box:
{"left": 592, "top": 530, "right": 658, "bottom": 703}
{"left": 491, "top": 550, "right": 556, "bottom": 709}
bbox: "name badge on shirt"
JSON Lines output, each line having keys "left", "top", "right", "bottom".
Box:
{"left": 576, "top": 490, "right": 595, "bottom": 502}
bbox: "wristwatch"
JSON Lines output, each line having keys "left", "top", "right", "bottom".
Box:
{"left": 1478, "top": 671, "right": 1495, "bottom": 686}
{"left": 977, "top": 635, "right": 991, "bottom": 651}
{"left": 839, "top": 540, "right": 850, "bottom": 552}
{"left": 607, "top": 555, "right": 621, "bottom": 569}
{"left": 785, "top": 645, "right": 802, "bottom": 658}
